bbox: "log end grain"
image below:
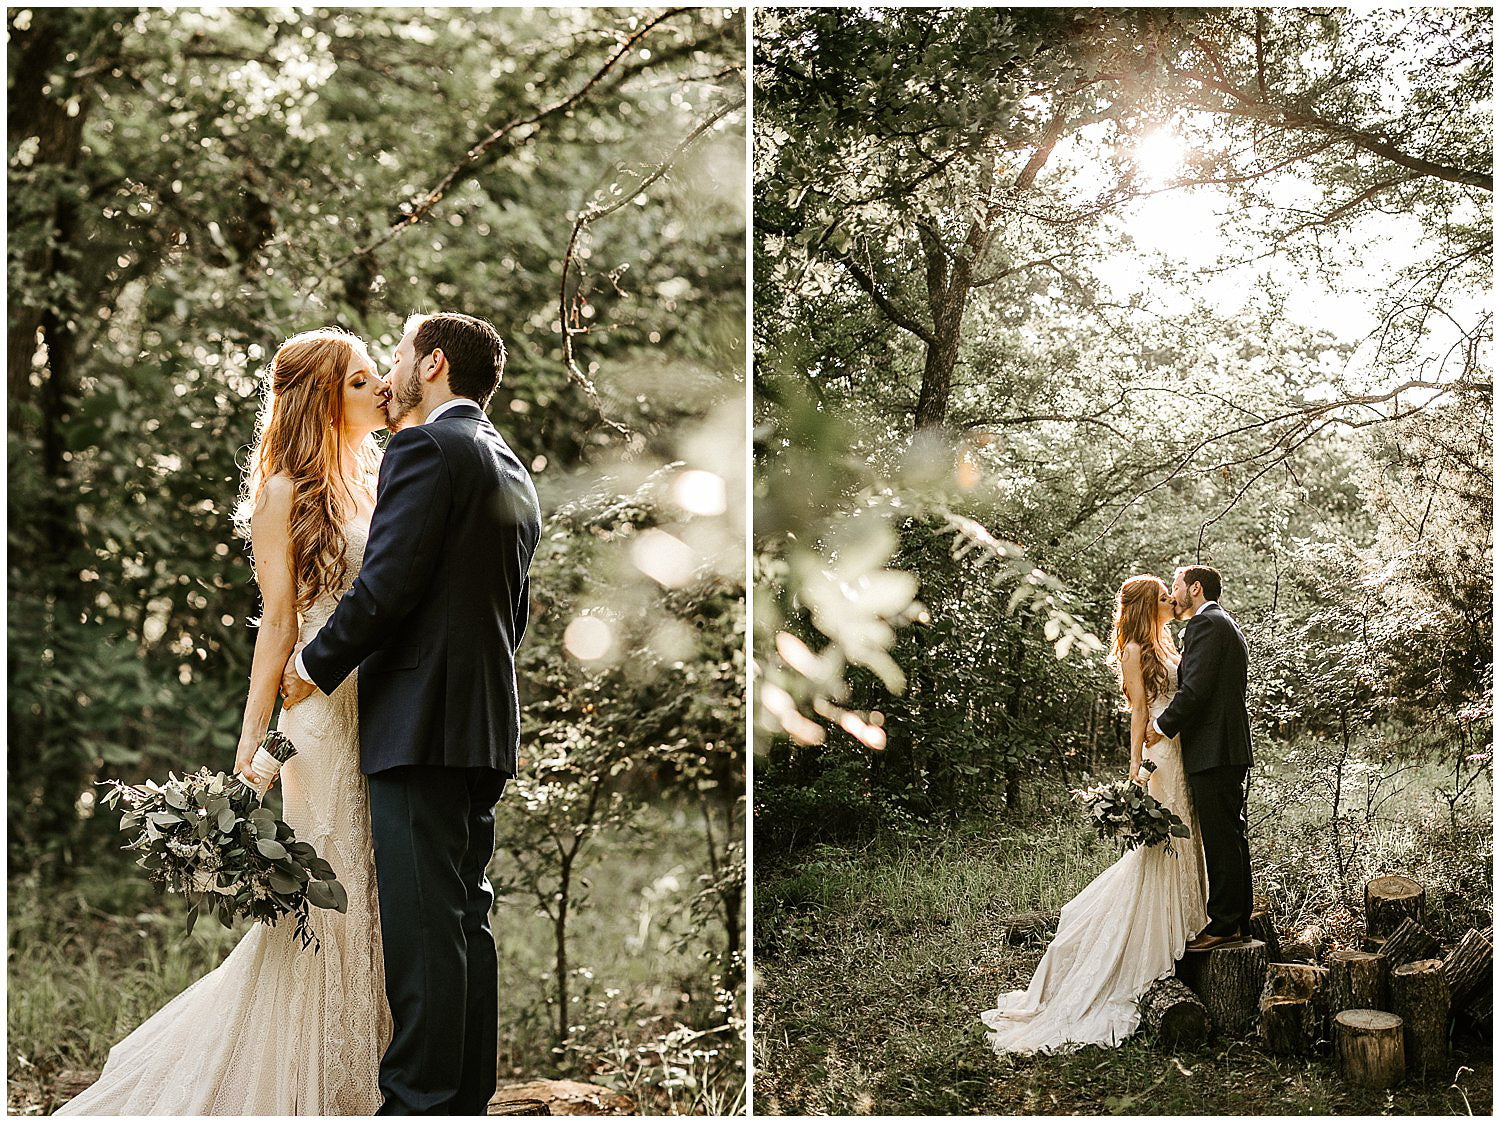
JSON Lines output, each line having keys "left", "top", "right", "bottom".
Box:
{"left": 1335, "top": 1009, "right": 1405, "bottom": 1088}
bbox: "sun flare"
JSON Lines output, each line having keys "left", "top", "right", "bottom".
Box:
{"left": 1136, "top": 129, "right": 1185, "bottom": 188}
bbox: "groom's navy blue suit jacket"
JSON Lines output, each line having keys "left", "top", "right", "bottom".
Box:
{"left": 1155, "top": 602, "right": 1253, "bottom": 775}
{"left": 301, "top": 402, "right": 541, "bottom": 776}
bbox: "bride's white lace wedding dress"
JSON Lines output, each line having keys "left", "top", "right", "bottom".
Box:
{"left": 58, "top": 523, "right": 391, "bottom": 1115}
{"left": 981, "top": 662, "right": 1208, "bottom": 1055}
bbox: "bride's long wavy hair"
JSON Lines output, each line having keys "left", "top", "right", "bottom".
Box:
{"left": 234, "top": 328, "right": 380, "bottom": 612}
{"left": 1106, "top": 575, "right": 1179, "bottom": 706}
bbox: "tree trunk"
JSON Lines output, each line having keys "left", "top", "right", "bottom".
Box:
{"left": 1390, "top": 958, "right": 1449, "bottom": 1079}
{"left": 1364, "top": 875, "right": 1425, "bottom": 940}
{"left": 6, "top": 11, "right": 108, "bottom": 576}
{"left": 1141, "top": 976, "right": 1209, "bottom": 1047}
{"left": 913, "top": 307, "right": 963, "bottom": 431}
{"left": 7, "top": 11, "right": 91, "bottom": 406}
{"left": 1176, "top": 939, "right": 1269, "bottom": 1035}
{"left": 554, "top": 853, "right": 573, "bottom": 1049}
{"left": 1441, "top": 927, "right": 1492, "bottom": 1023}
{"left": 1335, "top": 1009, "right": 1405, "bottom": 1088}
{"left": 1328, "top": 949, "right": 1389, "bottom": 1014}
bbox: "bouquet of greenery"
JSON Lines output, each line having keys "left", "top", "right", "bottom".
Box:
{"left": 1070, "top": 760, "right": 1192, "bottom": 856}
{"left": 99, "top": 730, "right": 347, "bottom": 950}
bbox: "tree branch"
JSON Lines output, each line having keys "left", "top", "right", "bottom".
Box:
{"left": 829, "top": 247, "right": 936, "bottom": 346}
{"left": 1168, "top": 62, "right": 1492, "bottom": 192}
{"left": 559, "top": 94, "right": 745, "bottom": 435}
{"left": 1086, "top": 379, "right": 1461, "bottom": 548}
{"left": 322, "top": 7, "right": 693, "bottom": 280}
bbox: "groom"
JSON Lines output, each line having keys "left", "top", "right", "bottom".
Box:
{"left": 281, "top": 311, "right": 541, "bottom": 1114}
{"left": 1145, "top": 564, "right": 1254, "bottom": 952}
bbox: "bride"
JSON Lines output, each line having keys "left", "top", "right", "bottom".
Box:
{"left": 57, "top": 327, "right": 394, "bottom": 1114}
{"left": 981, "top": 574, "right": 1208, "bottom": 1055}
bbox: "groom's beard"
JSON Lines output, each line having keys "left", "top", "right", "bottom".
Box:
{"left": 386, "top": 372, "right": 423, "bottom": 429}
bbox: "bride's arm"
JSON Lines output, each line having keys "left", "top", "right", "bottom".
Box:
{"left": 1121, "top": 644, "right": 1148, "bottom": 785}
{"left": 234, "top": 476, "right": 299, "bottom": 780}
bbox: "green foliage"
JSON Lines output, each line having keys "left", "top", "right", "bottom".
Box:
{"left": 10, "top": 806, "right": 728, "bottom": 1115}
{"left": 1071, "top": 762, "right": 1192, "bottom": 854}
{"left": 100, "top": 764, "right": 345, "bottom": 948}
{"left": 496, "top": 468, "right": 745, "bottom": 1057}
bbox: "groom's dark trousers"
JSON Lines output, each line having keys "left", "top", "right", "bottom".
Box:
{"left": 301, "top": 401, "right": 541, "bottom": 1116}
{"left": 370, "top": 766, "right": 507, "bottom": 1115}
{"left": 1155, "top": 601, "right": 1255, "bottom": 939}
{"left": 1186, "top": 764, "right": 1253, "bottom": 937}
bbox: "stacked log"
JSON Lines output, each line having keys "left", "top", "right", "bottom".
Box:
{"left": 1335, "top": 1009, "right": 1405, "bottom": 1088}
{"left": 1258, "top": 963, "right": 1330, "bottom": 1055}
{"left": 1248, "top": 906, "right": 1283, "bottom": 962}
{"left": 1389, "top": 958, "right": 1449, "bottom": 1078}
{"left": 1151, "top": 872, "right": 1485, "bottom": 1092}
{"left": 1441, "top": 927, "right": 1492, "bottom": 1024}
{"left": 1281, "top": 922, "right": 1325, "bottom": 963}
{"left": 488, "top": 1080, "right": 634, "bottom": 1116}
{"left": 1378, "top": 917, "right": 1439, "bottom": 969}
{"left": 995, "top": 910, "right": 1058, "bottom": 946}
{"left": 1364, "top": 876, "right": 1426, "bottom": 941}
{"left": 1142, "top": 976, "right": 1210, "bottom": 1047}
{"left": 1177, "top": 939, "right": 1269, "bottom": 1036}
{"left": 1328, "top": 949, "right": 1388, "bottom": 1015}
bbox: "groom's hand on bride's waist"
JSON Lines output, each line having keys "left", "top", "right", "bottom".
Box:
{"left": 281, "top": 645, "right": 317, "bottom": 709}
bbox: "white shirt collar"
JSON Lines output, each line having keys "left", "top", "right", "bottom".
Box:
{"left": 423, "top": 397, "right": 480, "bottom": 424}
{"left": 1193, "top": 600, "right": 1219, "bottom": 617}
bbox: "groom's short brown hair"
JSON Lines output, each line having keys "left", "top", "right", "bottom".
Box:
{"left": 407, "top": 311, "right": 506, "bottom": 408}
{"left": 1176, "top": 565, "right": 1222, "bottom": 602}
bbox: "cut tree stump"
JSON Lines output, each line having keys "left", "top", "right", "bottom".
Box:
{"left": 488, "top": 1081, "right": 633, "bottom": 1116}
{"left": 1142, "top": 976, "right": 1210, "bottom": 1047}
{"left": 1176, "top": 938, "right": 1269, "bottom": 1036}
{"left": 1442, "top": 927, "right": 1492, "bottom": 1023}
{"left": 1377, "top": 917, "right": 1439, "bottom": 969}
{"left": 1390, "top": 958, "right": 1450, "bottom": 1078}
{"left": 1258, "top": 963, "right": 1330, "bottom": 1054}
{"left": 1248, "top": 906, "right": 1283, "bottom": 962}
{"left": 1335, "top": 1009, "right": 1405, "bottom": 1088}
{"left": 1328, "top": 949, "right": 1389, "bottom": 1014}
{"left": 1365, "top": 875, "right": 1426, "bottom": 941}
{"left": 1262, "top": 997, "right": 1318, "bottom": 1055}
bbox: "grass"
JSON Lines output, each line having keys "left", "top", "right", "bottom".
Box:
{"left": 754, "top": 743, "right": 1492, "bottom": 1116}
{"left": 9, "top": 802, "right": 743, "bottom": 1116}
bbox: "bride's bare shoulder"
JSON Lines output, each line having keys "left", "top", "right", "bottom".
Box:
{"left": 1120, "top": 642, "right": 1143, "bottom": 669}
{"left": 251, "top": 474, "right": 295, "bottom": 525}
